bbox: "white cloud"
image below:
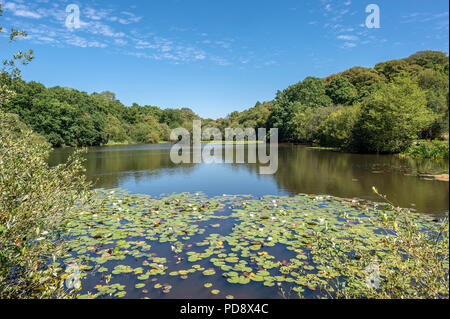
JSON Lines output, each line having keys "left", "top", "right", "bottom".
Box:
{"left": 342, "top": 42, "right": 356, "bottom": 48}
{"left": 114, "top": 38, "right": 128, "bottom": 46}
{"left": 0, "top": 1, "right": 236, "bottom": 66}
{"left": 65, "top": 35, "right": 106, "bottom": 48}
{"left": 4, "top": 2, "right": 42, "bottom": 19}
{"left": 337, "top": 35, "right": 359, "bottom": 41}
{"left": 118, "top": 11, "right": 142, "bottom": 24}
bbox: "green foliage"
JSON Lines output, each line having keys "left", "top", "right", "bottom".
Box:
{"left": 404, "top": 140, "right": 449, "bottom": 160}
{"left": 290, "top": 105, "right": 335, "bottom": 143}
{"left": 340, "top": 67, "right": 386, "bottom": 90}
{"left": 317, "top": 105, "right": 360, "bottom": 148}
{"left": 0, "top": 3, "right": 33, "bottom": 106}
{"left": 1, "top": 82, "right": 109, "bottom": 147}
{"left": 276, "top": 77, "right": 332, "bottom": 109}
{"left": 210, "top": 51, "right": 449, "bottom": 154}
{"left": 0, "top": 4, "right": 34, "bottom": 80}
{"left": 268, "top": 101, "right": 303, "bottom": 141}
{"left": 0, "top": 75, "right": 200, "bottom": 147}
{"left": 406, "top": 50, "right": 449, "bottom": 68}
{"left": 351, "top": 77, "right": 436, "bottom": 153}
{"left": 325, "top": 77, "right": 357, "bottom": 105}
{"left": 105, "top": 114, "right": 130, "bottom": 143}
{"left": 315, "top": 188, "right": 449, "bottom": 299}
{"left": 225, "top": 102, "right": 272, "bottom": 130}
{"left": 126, "top": 115, "right": 162, "bottom": 144}
{"left": 354, "top": 82, "right": 385, "bottom": 103}
{"left": 267, "top": 77, "right": 332, "bottom": 142}
{"left": 374, "top": 59, "right": 424, "bottom": 81}
{"left": 416, "top": 68, "right": 449, "bottom": 137}
{"left": 61, "top": 188, "right": 448, "bottom": 299}
{"left": 0, "top": 111, "right": 91, "bottom": 298}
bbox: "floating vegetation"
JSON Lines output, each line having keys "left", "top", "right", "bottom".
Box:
{"left": 62, "top": 189, "right": 449, "bottom": 299}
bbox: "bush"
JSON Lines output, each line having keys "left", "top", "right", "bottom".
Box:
{"left": 0, "top": 111, "right": 91, "bottom": 298}
{"left": 312, "top": 188, "right": 449, "bottom": 299}
{"left": 404, "top": 140, "right": 449, "bottom": 160}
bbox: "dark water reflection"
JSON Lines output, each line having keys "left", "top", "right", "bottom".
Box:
{"left": 49, "top": 143, "right": 449, "bottom": 215}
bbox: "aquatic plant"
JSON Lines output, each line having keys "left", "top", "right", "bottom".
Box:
{"left": 59, "top": 188, "right": 448, "bottom": 299}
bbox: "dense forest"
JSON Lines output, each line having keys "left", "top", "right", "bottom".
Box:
{"left": 210, "top": 50, "right": 449, "bottom": 154}
{"left": 0, "top": 73, "right": 201, "bottom": 146}
{"left": 0, "top": 50, "right": 448, "bottom": 154}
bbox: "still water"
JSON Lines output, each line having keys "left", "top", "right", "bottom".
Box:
{"left": 49, "top": 143, "right": 449, "bottom": 215}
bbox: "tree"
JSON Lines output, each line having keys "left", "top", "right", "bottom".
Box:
{"left": 105, "top": 114, "right": 129, "bottom": 143}
{"left": 268, "top": 101, "right": 303, "bottom": 141}
{"left": 351, "top": 76, "right": 435, "bottom": 153}
{"left": 276, "top": 77, "right": 332, "bottom": 108}
{"left": 354, "top": 82, "right": 385, "bottom": 103}
{"left": 290, "top": 105, "right": 336, "bottom": 143}
{"left": 318, "top": 105, "right": 361, "bottom": 148}
{"left": 374, "top": 59, "right": 423, "bottom": 81}
{"left": 416, "top": 68, "right": 450, "bottom": 137}
{"left": 341, "top": 67, "right": 386, "bottom": 90}
{"left": 126, "top": 115, "right": 163, "bottom": 144}
{"left": 406, "top": 51, "right": 449, "bottom": 68}
{"left": 0, "top": 3, "right": 33, "bottom": 106}
{"left": 325, "top": 77, "right": 357, "bottom": 105}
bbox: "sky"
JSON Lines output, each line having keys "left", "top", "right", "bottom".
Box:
{"left": 0, "top": 0, "right": 449, "bottom": 119}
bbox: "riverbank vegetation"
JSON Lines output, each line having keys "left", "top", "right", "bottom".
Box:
{"left": 0, "top": 111, "right": 90, "bottom": 298}
{"left": 0, "top": 75, "right": 201, "bottom": 146}
{"left": 1, "top": 51, "right": 448, "bottom": 157}
{"left": 210, "top": 51, "right": 449, "bottom": 157}
{"left": 403, "top": 139, "right": 449, "bottom": 160}
{"left": 0, "top": 6, "right": 90, "bottom": 298}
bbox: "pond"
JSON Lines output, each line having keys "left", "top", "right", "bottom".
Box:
{"left": 49, "top": 143, "right": 449, "bottom": 215}
{"left": 49, "top": 144, "right": 449, "bottom": 299}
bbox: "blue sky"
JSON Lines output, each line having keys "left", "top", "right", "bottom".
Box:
{"left": 1, "top": 0, "right": 448, "bottom": 119}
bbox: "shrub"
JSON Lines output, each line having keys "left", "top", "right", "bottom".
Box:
{"left": 0, "top": 111, "right": 91, "bottom": 298}
{"left": 404, "top": 139, "right": 449, "bottom": 160}
{"left": 312, "top": 188, "right": 449, "bottom": 299}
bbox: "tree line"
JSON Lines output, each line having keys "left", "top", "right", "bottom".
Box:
{"left": 209, "top": 50, "right": 449, "bottom": 154}
{"left": 0, "top": 74, "right": 202, "bottom": 147}
{"left": 0, "top": 50, "right": 448, "bottom": 153}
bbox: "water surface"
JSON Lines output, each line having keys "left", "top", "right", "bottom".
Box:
{"left": 49, "top": 143, "right": 449, "bottom": 214}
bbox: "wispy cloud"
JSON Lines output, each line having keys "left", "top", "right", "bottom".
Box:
{"left": 3, "top": 2, "right": 42, "bottom": 19}
{"left": 1, "top": 1, "right": 259, "bottom": 67}
{"left": 319, "top": 0, "right": 361, "bottom": 49}
{"left": 337, "top": 35, "right": 358, "bottom": 41}
{"left": 341, "top": 42, "right": 356, "bottom": 48}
